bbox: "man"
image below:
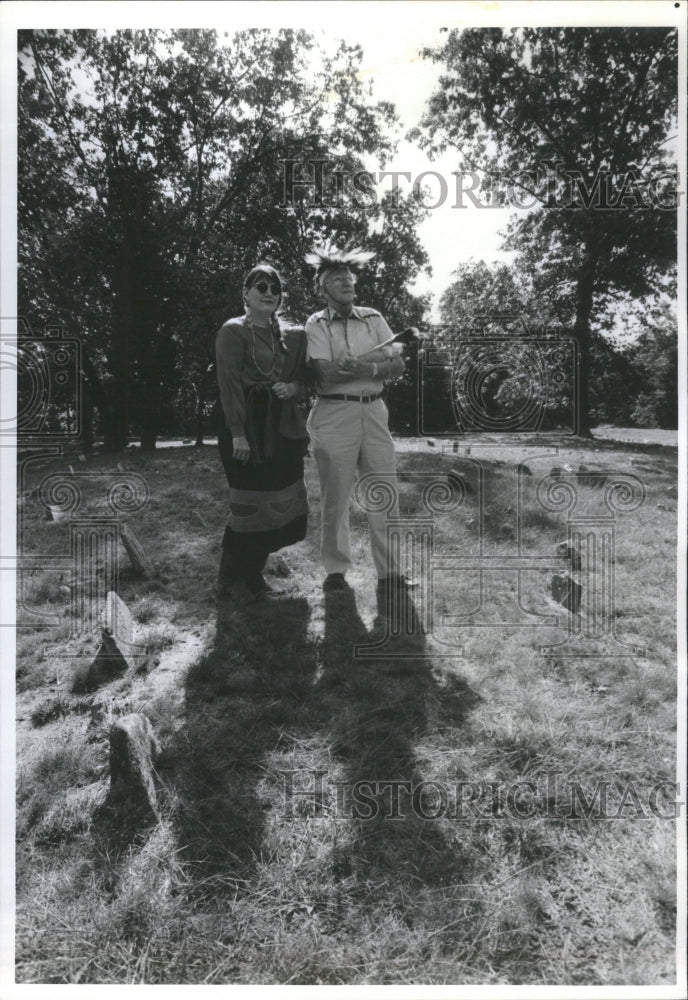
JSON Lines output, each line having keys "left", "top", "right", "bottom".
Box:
{"left": 305, "top": 244, "right": 408, "bottom": 592}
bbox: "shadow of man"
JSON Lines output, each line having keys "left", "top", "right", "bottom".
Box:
{"left": 320, "top": 581, "right": 482, "bottom": 886}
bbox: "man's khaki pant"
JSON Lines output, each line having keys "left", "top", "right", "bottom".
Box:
{"left": 307, "top": 397, "right": 400, "bottom": 578}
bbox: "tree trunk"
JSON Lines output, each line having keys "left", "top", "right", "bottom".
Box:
{"left": 573, "top": 249, "right": 598, "bottom": 438}
{"left": 194, "top": 386, "right": 205, "bottom": 447}
{"left": 138, "top": 372, "right": 160, "bottom": 452}
{"left": 139, "top": 387, "right": 159, "bottom": 451}
{"left": 140, "top": 426, "right": 157, "bottom": 452}
{"left": 101, "top": 394, "right": 129, "bottom": 452}
{"left": 79, "top": 349, "right": 96, "bottom": 453}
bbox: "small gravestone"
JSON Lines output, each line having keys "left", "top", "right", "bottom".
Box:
{"left": 556, "top": 540, "right": 582, "bottom": 571}
{"left": 76, "top": 633, "right": 129, "bottom": 692}
{"left": 104, "top": 591, "right": 135, "bottom": 646}
{"left": 578, "top": 464, "right": 606, "bottom": 488}
{"left": 75, "top": 593, "right": 138, "bottom": 692}
{"left": 120, "top": 522, "right": 155, "bottom": 578}
{"left": 267, "top": 554, "right": 292, "bottom": 578}
{"left": 107, "top": 713, "right": 161, "bottom": 818}
{"left": 47, "top": 504, "right": 69, "bottom": 522}
{"left": 552, "top": 574, "right": 581, "bottom": 613}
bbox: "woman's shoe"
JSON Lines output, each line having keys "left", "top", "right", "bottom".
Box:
{"left": 246, "top": 574, "right": 283, "bottom": 599}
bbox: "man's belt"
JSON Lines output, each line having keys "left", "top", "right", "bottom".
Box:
{"left": 318, "top": 392, "right": 383, "bottom": 403}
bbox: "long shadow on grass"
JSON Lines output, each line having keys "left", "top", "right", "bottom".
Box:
{"left": 158, "top": 593, "right": 318, "bottom": 887}
{"left": 319, "top": 584, "right": 482, "bottom": 888}
{"left": 159, "top": 578, "right": 482, "bottom": 899}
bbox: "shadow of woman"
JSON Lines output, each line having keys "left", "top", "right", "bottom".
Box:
{"left": 319, "top": 582, "right": 482, "bottom": 887}
{"left": 156, "top": 591, "right": 318, "bottom": 890}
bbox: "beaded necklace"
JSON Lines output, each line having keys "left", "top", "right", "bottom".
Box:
{"left": 247, "top": 315, "right": 277, "bottom": 378}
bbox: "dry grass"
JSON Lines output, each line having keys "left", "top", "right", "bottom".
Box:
{"left": 14, "top": 438, "right": 679, "bottom": 985}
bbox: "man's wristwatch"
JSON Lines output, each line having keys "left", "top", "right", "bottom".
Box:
{"left": 371, "top": 362, "right": 378, "bottom": 377}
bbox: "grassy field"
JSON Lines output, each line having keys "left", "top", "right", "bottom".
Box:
{"left": 13, "top": 433, "right": 680, "bottom": 986}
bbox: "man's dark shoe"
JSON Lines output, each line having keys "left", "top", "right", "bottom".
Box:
{"left": 323, "top": 573, "right": 347, "bottom": 592}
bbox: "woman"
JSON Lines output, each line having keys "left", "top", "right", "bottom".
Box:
{"left": 215, "top": 264, "right": 309, "bottom": 600}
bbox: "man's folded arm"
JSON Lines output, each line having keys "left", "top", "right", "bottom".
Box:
{"left": 309, "top": 358, "right": 355, "bottom": 391}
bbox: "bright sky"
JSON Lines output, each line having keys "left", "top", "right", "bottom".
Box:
{"left": 323, "top": 21, "right": 517, "bottom": 311}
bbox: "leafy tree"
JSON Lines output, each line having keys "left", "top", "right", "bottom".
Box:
{"left": 627, "top": 304, "right": 678, "bottom": 428}
{"left": 19, "top": 28, "right": 428, "bottom": 450}
{"left": 412, "top": 27, "right": 678, "bottom": 435}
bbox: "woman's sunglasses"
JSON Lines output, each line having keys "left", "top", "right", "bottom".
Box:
{"left": 251, "top": 280, "right": 281, "bottom": 295}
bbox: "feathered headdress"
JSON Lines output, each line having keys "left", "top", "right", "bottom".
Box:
{"left": 305, "top": 243, "right": 374, "bottom": 292}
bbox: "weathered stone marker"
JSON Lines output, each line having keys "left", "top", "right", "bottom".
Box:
{"left": 268, "top": 554, "right": 292, "bottom": 578}
{"left": 47, "top": 504, "right": 69, "bottom": 522}
{"left": 104, "top": 590, "right": 135, "bottom": 646}
{"left": 108, "top": 713, "right": 161, "bottom": 818}
{"left": 77, "top": 592, "right": 139, "bottom": 692}
{"left": 120, "top": 521, "right": 155, "bottom": 578}
{"left": 551, "top": 574, "right": 581, "bottom": 613}
{"left": 577, "top": 464, "right": 606, "bottom": 488}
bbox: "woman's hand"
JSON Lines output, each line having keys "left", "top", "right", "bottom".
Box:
{"left": 272, "top": 381, "right": 296, "bottom": 400}
{"left": 232, "top": 434, "right": 251, "bottom": 463}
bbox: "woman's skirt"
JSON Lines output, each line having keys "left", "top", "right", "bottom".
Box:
{"left": 218, "top": 423, "right": 308, "bottom": 562}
